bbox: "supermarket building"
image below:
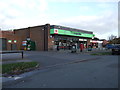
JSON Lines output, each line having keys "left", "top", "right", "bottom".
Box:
{"left": 1, "top": 24, "right": 95, "bottom": 51}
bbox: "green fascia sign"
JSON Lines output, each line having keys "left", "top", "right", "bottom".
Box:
{"left": 50, "top": 29, "right": 95, "bottom": 38}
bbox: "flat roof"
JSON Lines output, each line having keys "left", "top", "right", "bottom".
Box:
{"left": 50, "top": 25, "right": 93, "bottom": 34}
{"left": 13, "top": 24, "right": 93, "bottom": 35}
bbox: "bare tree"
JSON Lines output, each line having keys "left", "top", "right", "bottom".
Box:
{"left": 108, "top": 34, "right": 120, "bottom": 44}
{"left": 108, "top": 34, "right": 117, "bottom": 41}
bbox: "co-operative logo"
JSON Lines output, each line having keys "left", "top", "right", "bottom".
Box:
{"left": 54, "top": 29, "right": 58, "bottom": 34}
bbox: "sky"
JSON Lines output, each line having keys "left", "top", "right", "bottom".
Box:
{"left": 0, "top": 0, "right": 119, "bottom": 40}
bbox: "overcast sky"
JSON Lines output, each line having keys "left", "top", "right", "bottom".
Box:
{"left": 0, "top": 0, "right": 119, "bottom": 40}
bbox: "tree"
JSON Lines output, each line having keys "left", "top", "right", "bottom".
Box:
{"left": 108, "top": 35, "right": 120, "bottom": 44}
{"left": 108, "top": 34, "right": 117, "bottom": 41}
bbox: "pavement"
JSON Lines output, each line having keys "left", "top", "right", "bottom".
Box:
{"left": 0, "top": 49, "right": 119, "bottom": 88}
{"left": 1, "top": 48, "right": 111, "bottom": 64}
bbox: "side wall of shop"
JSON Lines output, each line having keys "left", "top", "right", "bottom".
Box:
{"left": 14, "top": 28, "right": 29, "bottom": 50}
{"left": 14, "top": 24, "right": 51, "bottom": 51}
{"left": 30, "top": 25, "right": 48, "bottom": 51}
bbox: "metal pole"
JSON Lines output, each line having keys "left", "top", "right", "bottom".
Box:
{"left": 21, "top": 51, "right": 23, "bottom": 59}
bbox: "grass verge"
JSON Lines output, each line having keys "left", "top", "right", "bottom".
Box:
{"left": 91, "top": 52, "right": 112, "bottom": 55}
{"left": 0, "top": 62, "right": 39, "bottom": 76}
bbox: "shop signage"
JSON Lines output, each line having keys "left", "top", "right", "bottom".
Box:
{"left": 50, "top": 28, "right": 95, "bottom": 38}
{"left": 54, "top": 29, "right": 58, "bottom": 34}
{"left": 73, "top": 33, "right": 81, "bottom": 35}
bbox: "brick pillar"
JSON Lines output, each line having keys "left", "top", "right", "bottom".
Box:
{"left": 45, "top": 24, "right": 50, "bottom": 51}
{"left": 87, "top": 39, "right": 91, "bottom": 48}
{"left": 46, "top": 24, "right": 55, "bottom": 51}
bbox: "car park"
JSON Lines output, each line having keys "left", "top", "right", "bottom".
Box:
{"left": 105, "top": 44, "right": 114, "bottom": 49}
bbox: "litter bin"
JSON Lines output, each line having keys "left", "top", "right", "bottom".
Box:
{"left": 71, "top": 45, "right": 76, "bottom": 53}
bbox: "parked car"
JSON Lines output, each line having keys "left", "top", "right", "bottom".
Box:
{"left": 105, "top": 44, "right": 114, "bottom": 49}
{"left": 112, "top": 45, "right": 120, "bottom": 55}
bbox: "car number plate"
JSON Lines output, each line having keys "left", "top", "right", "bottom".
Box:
{"left": 115, "top": 49, "right": 119, "bottom": 51}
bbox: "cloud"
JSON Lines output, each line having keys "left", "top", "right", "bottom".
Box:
{"left": 0, "top": 0, "right": 48, "bottom": 30}
{"left": 80, "top": 6, "right": 90, "bottom": 10}
{"left": 94, "top": 31, "right": 118, "bottom": 40}
{"left": 0, "top": 0, "right": 118, "bottom": 40}
{"left": 58, "top": 10, "right": 118, "bottom": 39}
{"left": 47, "top": 0, "right": 119, "bottom": 2}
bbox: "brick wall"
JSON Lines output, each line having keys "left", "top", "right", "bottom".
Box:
{"left": 30, "top": 26, "right": 45, "bottom": 51}
{"left": 0, "top": 30, "right": 21, "bottom": 50}
{"left": 14, "top": 24, "right": 50, "bottom": 51}
{"left": 14, "top": 28, "right": 29, "bottom": 50}
{"left": 46, "top": 24, "right": 55, "bottom": 50}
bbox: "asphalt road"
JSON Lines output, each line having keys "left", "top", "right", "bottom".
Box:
{"left": 2, "top": 51, "right": 118, "bottom": 88}
{"left": 23, "top": 51, "right": 106, "bottom": 67}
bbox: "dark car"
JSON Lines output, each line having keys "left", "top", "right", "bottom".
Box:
{"left": 105, "top": 44, "right": 114, "bottom": 49}
{"left": 112, "top": 45, "right": 120, "bottom": 55}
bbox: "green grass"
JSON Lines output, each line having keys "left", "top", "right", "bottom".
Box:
{"left": 1, "top": 62, "right": 39, "bottom": 75}
{"left": 91, "top": 52, "right": 112, "bottom": 55}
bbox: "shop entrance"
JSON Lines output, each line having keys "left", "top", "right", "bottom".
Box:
{"left": 54, "top": 35, "right": 80, "bottom": 50}
{"left": 57, "top": 40, "right": 72, "bottom": 50}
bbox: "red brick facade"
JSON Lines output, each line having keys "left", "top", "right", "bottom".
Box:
{"left": 0, "top": 30, "right": 21, "bottom": 50}
{"left": 1, "top": 24, "right": 92, "bottom": 51}
{"left": 13, "top": 24, "right": 53, "bottom": 51}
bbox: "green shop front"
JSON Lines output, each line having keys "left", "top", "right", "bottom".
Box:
{"left": 50, "top": 25, "right": 95, "bottom": 50}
